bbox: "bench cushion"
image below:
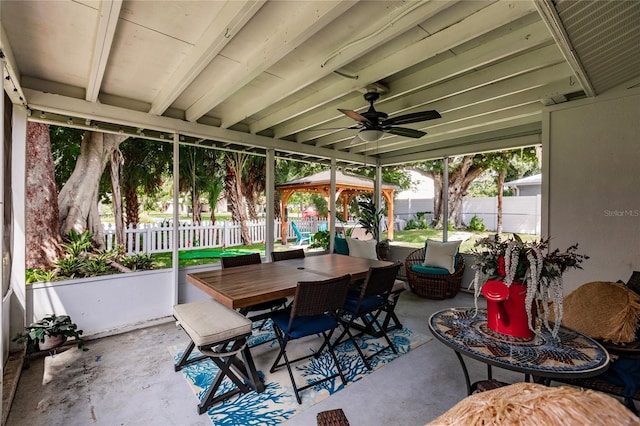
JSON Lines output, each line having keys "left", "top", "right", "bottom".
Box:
{"left": 173, "top": 299, "right": 252, "bottom": 347}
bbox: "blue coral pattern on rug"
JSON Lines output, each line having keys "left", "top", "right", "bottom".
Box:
{"left": 169, "top": 320, "right": 430, "bottom": 425}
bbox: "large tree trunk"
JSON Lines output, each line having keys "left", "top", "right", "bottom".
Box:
{"left": 224, "top": 154, "right": 251, "bottom": 244}
{"left": 496, "top": 169, "right": 506, "bottom": 234}
{"left": 110, "top": 148, "right": 125, "bottom": 246}
{"left": 431, "top": 173, "right": 443, "bottom": 227}
{"left": 124, "top": 186, "right": 140, "bottom": 227}
{"left": 410, "top": 156, "right": 483, "bottom": 229}
{"left": 58, "top": 131, "right": 128, "bottom": 248}
{"left": 25, "top": 122, "right": 64, "bottom": 269}
{"left": 448, "top": 156, "right": 484, "bottom": 228}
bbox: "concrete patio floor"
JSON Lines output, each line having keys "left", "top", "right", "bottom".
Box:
{"left": 6, "top": 290, "right": 524, "bottom": 426}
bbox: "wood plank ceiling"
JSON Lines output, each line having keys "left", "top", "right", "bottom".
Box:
{"left": 1, "top": 0, "right": 639, "bottom": 167}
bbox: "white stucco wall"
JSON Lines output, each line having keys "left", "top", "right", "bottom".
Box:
{"left": 545, "top": 87, "right": 640, "bottom": 294}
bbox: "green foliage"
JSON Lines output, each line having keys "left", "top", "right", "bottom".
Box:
{"left": 309, "top": 230, "right": 330, "bottom": 250}
{"left": 13, "top": 314, "right": 87, "bottom": 356}
{"left": 120, "top": 253, "right": 155, "bottom": 271}
{"left": 54, "top": 256, "right": 86, "bottom": 279}
{"left": 81, "top": 258, "right": 112, "bottom": 277}
{"left": 356, "top": 197, "right": 384, "bottom": 241}
{"left": 468, "top": 215, "right": 486, "bottom": 232}
{"left": 404, "top": 219, "right": 418, "bottom": 230}
{"left": 50, "top": 126, "right": 83, "bottom": 191}
{"left": 27, "top": 232, "right": 155, "bottom": 283}
{"left": 26, "top": 268, "right": 58, "bottom": 284}
{"left": 61, "top": 229, "right": 94, "bottom": 256}
{"left": 310, "top": 194, "right": 328, "bottom": 218}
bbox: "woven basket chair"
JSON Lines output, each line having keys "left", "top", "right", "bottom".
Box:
{"left": 405, "top": 248, "right": 465, "bottom": 299}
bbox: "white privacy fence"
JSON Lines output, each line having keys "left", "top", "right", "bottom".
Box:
{"left": 103, "top": 219, "right": 329, "bottom": 255}
{"left": 394, "top": 195, "right": 541, "bottom": 235}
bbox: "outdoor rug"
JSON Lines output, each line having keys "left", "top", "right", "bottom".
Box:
{"left": 168, "top": 320, "right": 431, "bottom": 425}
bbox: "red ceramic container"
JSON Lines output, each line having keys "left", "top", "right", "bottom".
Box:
{"left": 482, "top": 279, "right": 534, "bottom": 339}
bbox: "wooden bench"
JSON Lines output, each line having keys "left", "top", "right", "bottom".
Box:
{"left": 173, "top": 299, "right": 264, "bottom": 414}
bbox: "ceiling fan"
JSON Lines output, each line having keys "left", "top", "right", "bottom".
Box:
{"left": 338, "top": 92, "right": 441, "bottom": 143}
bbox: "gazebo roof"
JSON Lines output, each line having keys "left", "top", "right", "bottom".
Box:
{"left": 276, "top": 170, "right": 399, "bottom": 192}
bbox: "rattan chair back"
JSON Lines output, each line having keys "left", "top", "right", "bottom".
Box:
{"left": 221, "top": 252, "right": 261, "bottom": 269}
{"left": 287, "top": 274, "right": 351, "bottom": 330}
{"left": 271, "top": 249, "right": 305, "bottom": 262}
{"left": 360, "top": 262, "right": 401, "bottom": 300}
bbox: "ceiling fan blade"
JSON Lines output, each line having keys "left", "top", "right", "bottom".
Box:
{"left": 338, "top": 108, "right": 371, "bottom": 124}
{"left": 386, "top": 127, "right": 426, "bottom": 138}
{"left": 307, "top": 125, "right": 361, "bottom": 131}
{"left": 382, "top": 110, "right": 441, "bottom": 126}
{"left": 349, "top": 133, "right": 364, "bottom": 145}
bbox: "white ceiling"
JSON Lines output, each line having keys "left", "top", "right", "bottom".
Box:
{"left": 1, "top": 0, "right": 639, "bottom": 167}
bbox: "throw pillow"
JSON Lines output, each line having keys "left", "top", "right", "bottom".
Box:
{"left": 334, "top": 236, "right": 349, "bottom": 255}
{"left": 422, "top": 239, "right": 461, "bottom": 274}
{"left": 346, "top": 238, "right": 378, "bottom": 261}
{"left": 560, "top": 281, "right": 640, "bottom": 344}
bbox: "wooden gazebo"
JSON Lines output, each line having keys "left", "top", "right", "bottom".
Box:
{"left": 276, "top": 170, "right": 398, "bottom": 243}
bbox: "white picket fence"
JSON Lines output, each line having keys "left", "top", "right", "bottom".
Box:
{"left": 103, "top": 219, "right": 328, "bottom": 255}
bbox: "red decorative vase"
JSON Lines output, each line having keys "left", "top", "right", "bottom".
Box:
{"left": 482, "top": 280, "right": 535, "bottom": 339}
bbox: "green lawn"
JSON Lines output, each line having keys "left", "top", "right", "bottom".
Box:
{"left": 150, "top": 230, "right": 540, "bottom": 268}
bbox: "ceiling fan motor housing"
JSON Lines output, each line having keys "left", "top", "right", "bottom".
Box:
{"left": 362, "top": 92, "right": 387, "bottom": 128}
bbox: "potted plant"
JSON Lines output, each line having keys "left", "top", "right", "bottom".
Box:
{"left": 356, "top": 198, "right": 390, "bottom": 260}
{"left": 13, "top": 314, "right": 88, "bottom": 356}
{"left": 470, "top": 234, "right": 588, "bottom": 339}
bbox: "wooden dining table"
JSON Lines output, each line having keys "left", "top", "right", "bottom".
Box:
{"left": 186, "top": 253, "right": 392, "bottom": 309}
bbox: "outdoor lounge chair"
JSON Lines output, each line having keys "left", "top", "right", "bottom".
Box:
{"left": 405, "top": 247, "right": 465, "bottom": 299}
{"left": 334, "top": 262, "right": 402, "bottom": 370}
{"left": 291, "top": 221, "right": 312, "bottom": 245}
{"left": 270, "top": 274, "right": 351, "bottom": 404}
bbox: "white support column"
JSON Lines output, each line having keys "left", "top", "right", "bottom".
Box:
{"left": 9, "top": 105, "right": 27, "bottom": 345}
{"left": 172, "top": 133, "right": 179, "bottom": 304}
{"left": 0, "top": 61, "right": 4, "bottom": 370}
{"left": 265, "top": 149, "right": 275, "bottom": 261}
{"left": 443, "top": 156, "right": 449, "bottom": 242}
{"left": 329, "top": 159, "right": 337, "bottom": 253}
{"left": 374, "top": 163, "right": 382, "bottom": 212}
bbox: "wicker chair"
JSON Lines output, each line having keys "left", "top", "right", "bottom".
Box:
{"left": 222, "top": 253, "right": 287, "bottom": 320}
{"left": 270, "top": 274, "right": 351, "bottom": 404}
{"left": 271, "top": 248, "right": 305, "bottom": 262}
{"left": 404, "top": 248, "right": 465, "bottom": 299}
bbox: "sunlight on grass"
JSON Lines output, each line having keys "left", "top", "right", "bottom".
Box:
{"left": 151, "top": 230, "right": 540, "bottom": 268}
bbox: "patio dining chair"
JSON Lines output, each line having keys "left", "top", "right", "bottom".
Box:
{"left": 269, "top": 274, "right": 351, "bottom": 404}
{"left": 291, "top": 221, "right": 312, "bottom": 245}
{"left": 221, "top": 253, "right": 287, "bottom": 325}
{"left": 334, "top": 262, "right": 402, "bottom": 370}
{"left": 271, "top": 248, "right": 305, "bottom": 262}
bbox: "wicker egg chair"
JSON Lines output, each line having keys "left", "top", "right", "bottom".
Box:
{"left": 404, "top": 248, "right": 465, "bottom": 299}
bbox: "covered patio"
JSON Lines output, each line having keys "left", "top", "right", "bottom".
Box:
{"left": 1, "top": 1, "right": 639, "bottom": 424}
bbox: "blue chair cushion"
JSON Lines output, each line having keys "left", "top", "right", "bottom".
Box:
{"left": 334, "top": 237, "right": 349, "bottom": 255}
{"left": 411, "top": 264, "right": 451, "bottom": 275}
{"left": 271, "top": 309, "right": 338, "bottom": 339}
{"left": 343, "top": 294, "right": 384, "bottom": 314}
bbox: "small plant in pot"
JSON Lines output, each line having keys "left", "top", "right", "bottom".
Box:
{"left": 356, "top": 197, "right": 390, "bottom": 260}
{"left": 13, "top": 314, "right": 88, "bottom": 357}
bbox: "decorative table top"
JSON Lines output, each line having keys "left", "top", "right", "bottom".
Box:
{"left": 429, "top": 307, "right": 610, "bottom": 379}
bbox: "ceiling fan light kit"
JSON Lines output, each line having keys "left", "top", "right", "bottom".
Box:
{"left": 359, "top": 129, "right": 384, "bottom": 142}
{"left": 339, "top": 91, "right": 442, "bottom": 144}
